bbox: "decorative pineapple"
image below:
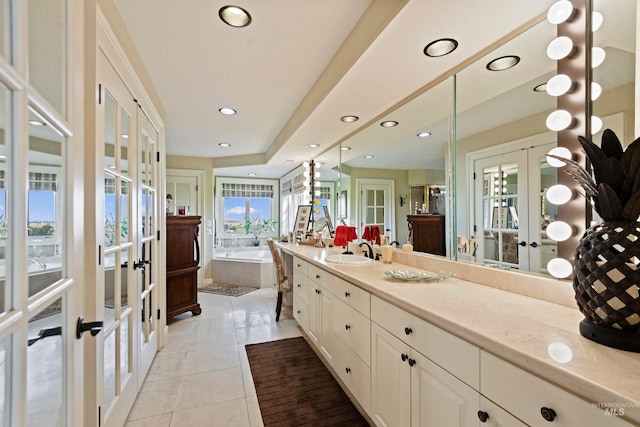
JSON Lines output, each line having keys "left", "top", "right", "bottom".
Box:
{"left": 552, "top": 129, "right": 640, "bottom": 352}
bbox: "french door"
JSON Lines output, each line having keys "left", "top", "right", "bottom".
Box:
{"left": 0, "top": 1, "right": 85, "bottom": 426}
{"left": 358, "top": 179, "right": 395, "bottom": 242}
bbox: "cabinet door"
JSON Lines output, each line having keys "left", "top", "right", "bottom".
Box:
{"left": 411, "top": 349, "right": 479, "bottom": 427}
{"left": 307, "top": 281, "right": 321, "bottom": 346}
{"left": 319, "top": 285, "right": 333, "bottom": 362}
{"left": 371, "top": 323, "right": 411, "bottom": 427}
{"left": 293, "top": 294, "right": 309, "bottom": 331}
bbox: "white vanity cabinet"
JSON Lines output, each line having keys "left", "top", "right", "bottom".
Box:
{"left": 481, "top": 351, "right": 635, "bottom": 427}
{"left": 307, "top": 263, "right": 334, "bottom": 362}
{"left": 371, "top": 296, "right": 481, "bottom": 427}
{"left": 292, "top": 256, "right": 310, "bottom": 330}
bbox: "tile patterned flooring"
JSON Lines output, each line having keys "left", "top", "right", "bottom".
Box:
{"left": 124, "top": 288, "right": 300, "bottom": 427}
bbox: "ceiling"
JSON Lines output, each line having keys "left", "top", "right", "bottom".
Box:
{"left": 112, "top": 0, "right": 557, "bottom": 178}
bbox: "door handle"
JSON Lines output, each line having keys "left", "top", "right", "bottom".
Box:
{"left": 76, "top": 317, "right": 104, "bottom": 339}
{"left": 133, "top": 259, "right": 150, "bottom": 270}
{"left": 518, "top": 241, "right": 527, "bottom": 247}
{"left": 529, "top": 242, "right": 539, "bottom": 248}
{"left": 28, "top": 326, "right": 62, "bottom": 346}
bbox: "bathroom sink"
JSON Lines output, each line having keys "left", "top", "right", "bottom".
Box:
{"left": 324, "top": 254, "right": 372, "bottom": 265}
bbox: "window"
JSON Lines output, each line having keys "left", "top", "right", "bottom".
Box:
{"left": 217, "top": 179, "right": 279, "bottom": 237}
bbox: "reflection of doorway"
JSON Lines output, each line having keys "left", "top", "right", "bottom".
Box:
{"left": 470, "top": 141, "right": 556, "bottom": 273}
{"left": 356, "top": 179, "right": 395, "bottom": 242}
{"left": 166, "top": 169, "right": 203, "bottom": 284}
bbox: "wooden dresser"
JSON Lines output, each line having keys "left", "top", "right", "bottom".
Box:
{"left": 407, "top": 214, "right": 446, "bottom": 256}
{"left": 166, "top": 215, "right": 202, "bottom": 322}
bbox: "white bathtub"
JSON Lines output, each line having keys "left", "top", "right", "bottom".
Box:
{"left": 212, "top": 246, "right": 274, "bottom": 288}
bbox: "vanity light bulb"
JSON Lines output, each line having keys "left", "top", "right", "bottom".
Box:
{"left": 494, "top": 173, "right": 499, "bottom": 178}
{"left": 502, "top": 180, "right": 507, "bottom": 186}
{"left": 546, "top": 74, "right": 572, "bottom": 96}
{"left": 547, "top": 258, "right": 573, "bottom": 278}
{"left": 314, "top": 190, "right": 321, "bottom": 196}
{"left": 303, "top": 161, "right": 309, "bottom": 168}
{"left": 591, "top": 82, "right": 602, "bottom": 101}
{"left": 547, "top": 36, "right": 574, "bottom": 60}
{"left": 546, "top": 110, "right": 573, "bottom": 131}
{"left": 546, "top": 221, "right": 573, "bottom": 241}
{"left": 303, "top": 171, "right": 309, "bottom": 178}
{"left": 547, "top": 0, "right": 574, "bottom": 24}
{"left": 592, "top": 115, "right": 603, "bottom": 134}
{"left": 315, "top": 162, "right": 321, "bottom": 168}
{"left": 493, "top": 202, "right": 499, "bottom": 207}
{"left": 592, "top": 11, "right": 603, "bottom": 32}
{"left": 546, "top": 147, "right": 572, "bottom": 167}
{"left": 314, "top": 181, "right": 321, "bottom": 187}
{"left": 314, "top": 172, "right": 321, "bottom": 178}
{"left": 546, "top": 184, "right": 572, "bottom": 205}
{"left": 592, "top": 47, "right": 606, "bottom": 68}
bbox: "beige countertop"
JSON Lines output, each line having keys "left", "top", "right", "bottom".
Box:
{"left": 276, "top": 241, "right": 640, "bottom": 424}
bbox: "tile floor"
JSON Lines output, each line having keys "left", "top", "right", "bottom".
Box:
{"left": 124, "top": 288, "right": 301, "bottom": 427}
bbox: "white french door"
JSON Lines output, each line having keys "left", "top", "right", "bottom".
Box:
{"left": 357, "top": 179, "right": 395, "bottom": 242}
{"left": 0, "top": 1, "right": 85, "bottom": 426}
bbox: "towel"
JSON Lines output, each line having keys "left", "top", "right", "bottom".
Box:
{"left": 334, "top": 225, "right": 357, "bottom": 247}
{"left": 362, "top": 225, "right": 381, "bottom": 245}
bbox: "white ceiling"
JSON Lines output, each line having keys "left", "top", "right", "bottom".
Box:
{"left": 112, "top": 0, "right": 562, "bottom": 178}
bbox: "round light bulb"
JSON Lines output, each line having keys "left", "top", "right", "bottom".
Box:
{"left": 314, "top": 181, "right": 321, "bottom": 187}
{"left": 314, "top": 172, "right": 320, "bottom": 178}
{"left": 591, "top": 82, "right": 602, "bottom": 101}
{"left": 546, "top": 74, "right": 572, "bottom": 96}
{"left": 546, "top": 110, "right": 573, "bottom": 131}
{"left": 592, "top": 11, "right": 603, "bottom": 32}
{"left": 546, "top": 147, "right": 572, "bottom": 167}
{"left": 592, "top": 47, "right": 606, "bottom": 68}
{"left": 547, "top": 0, "right": 574, "bottom": 24}
{"left": 547, "top": 36, "right": 574, "bottom": 60}
{"left": 592, "top": 115, "right": 603, "bottom": 134}
{"left": 315, "top": 162, "right": 321, "bottom": 168}
{"left": 547, "top": 221, "right": 573, "bottom": 241}
{"left": 302, "top": 161, "right": 309, "bottom": 168}
{"left": 314, "top": 190, "right": 321, "bottom": 196}
{"left": 303, "top": 171, "right": 309, "bottom": 178}
{"left": 546, "top": 184, "right": 572, "bottom": 205}
{"left": 547, "top": 258, "right": 573, "bottom": 278}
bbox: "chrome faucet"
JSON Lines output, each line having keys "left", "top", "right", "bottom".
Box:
{"left": 358, "top": 242, "right": 374, "bottom": 258}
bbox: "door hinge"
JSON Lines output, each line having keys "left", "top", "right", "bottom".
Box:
{"left": 196, "top": 184, "right": 199, "bottom": 192}
{"left": 473, "top": 172, "right": 476, "bottom": 179}
{"left": 157, "top": 309, "right": 161, "bottom": 320}
{"left": 156, "top": 151, "right": 160, "bottom": 162}
{"left": 98, "top": 245, "right": 102, "bottom": 265}
{"left": 98, "top": 405, "right": 101, "bottom": 426}
{"left": 473, "top": 225, "right": 477, "bottom": 232}
{"left": 157, "top": 230, "right": 161, "bottom": 240}
{"left": 98, "top": 84, "right": 102, "bottom": 105}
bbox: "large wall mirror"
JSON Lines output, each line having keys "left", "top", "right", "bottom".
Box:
{"left": 324, "top": 0, "right": 637, "bottom": 279}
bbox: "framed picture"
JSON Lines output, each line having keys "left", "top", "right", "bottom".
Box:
{"left": 293, "top": 204, "right": 312, "bottom": 239}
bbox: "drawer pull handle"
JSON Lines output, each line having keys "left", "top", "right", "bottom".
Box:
{"left": 297, "top": 264, "right": 301, "bottom": 267}
{"left": 345, "top": 324, "right": 351, "bottom": 330}
{"left": 404, "top": 327, "right": 412, "bottom": 335}
{"left": 345, "top": 291, "right": 350, "bottom": 298}
{"left": 316, "top": 274, "right": 321, "bottom": 279}
{"left": 477, "top": 411, "right": 489, "bottom": 423}
{"left": 540, "top": 407, "right": 556, "bottom": 422}
{"left": 408, "top": 358, "right": 416, "bottom": 367}
{"left": 345, "top": 367, "right": 351, "bottom": 374}
{"left": 401, "top": 353, "right": 408, "bottom": 362}
{"left": 297, "top": 284, "right": 301, "bottom": 287}
{"left": 297, "top": 310, "right": 301, "bottom": 314}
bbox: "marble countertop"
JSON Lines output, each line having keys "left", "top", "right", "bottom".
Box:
{"left": 276, "top": 241, "right": 640, "bottom": 424}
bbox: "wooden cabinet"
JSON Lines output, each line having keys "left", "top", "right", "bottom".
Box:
{"left": 166, "top": 215, "right": 202, "bottom": 322}
{"left": 407, "top": 214, "right": 445, "bottom": 256}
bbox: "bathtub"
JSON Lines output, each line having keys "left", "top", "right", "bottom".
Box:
{"left": 212, "top": 246, "right": 274, "bottom": 288}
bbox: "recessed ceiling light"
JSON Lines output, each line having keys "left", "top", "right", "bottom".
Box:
{"left": 340, "top": 146, "right": 352, "bottom": 151}
{"left": 306, "top": 144, "right": 320, "bottom": 149}
{"left": 219, "top": 107, "right": 237, "bottom": 115}
{"left": 364, "top": 155, "right": 374, "bottom": 159}
{"left": 219, "top": 5, "right": 251, "bottom": 27}
{"left": 533, "top": 83, "right": 547, "bottom": 92}
{"left": 486, "top": 55, "right": 520, "bottom": 71}
{"left": 423, "top": 38, "right": 458, "bottom": 57}
{"left": 219, "top": 143, "right": 231, "bottom": 147}
{"left": 247, "top": 172, "right": 257, "bottom": 176}
{"left": 29, "top": 120, "right": 45, "bottom": 126}
{"left": 341, "top": 115, "right": 359, "bottom": 123}
{"left": 380, "top": 121, "right": 398, "bottom": 128}
{"left": 417, "top": 131, "right": 431, "bottom": 138}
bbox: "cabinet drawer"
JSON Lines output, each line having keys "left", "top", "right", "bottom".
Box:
{"left": 333, "top": 298, "right": 371, "bottom": 366}
{"left": 293, "top": 295, "right": 309, "bottom": 331}
{"left": 372, "top": 295, "right": 479, "bottom": 390}
{"left": 333, "top": 333, "right": 371, "bottom": 416}
{"left": 481, "top": 351, "right": 634, "bottom": 427}
{"left": 293, "top": 256, "right": 308, "bottom": 276}
{"left": 293, "top": 270, "right": 309, "bottom": 304}
{"left": 333, "top": 276, "right": 370, "bottom": 317}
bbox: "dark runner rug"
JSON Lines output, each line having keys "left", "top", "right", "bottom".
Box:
{"left": 197, "top": 282, "right": 256, "bottom": 297}
{"left": 245, "top": 336, "right": 370, "bottom": 426}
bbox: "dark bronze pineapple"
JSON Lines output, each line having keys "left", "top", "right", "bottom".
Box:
{"left": 553, "top": 129, "right": 640, "bottom": 352}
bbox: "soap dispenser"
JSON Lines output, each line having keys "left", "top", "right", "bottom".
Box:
{"left": 403, "top": 240, "right": 413, "bottom": 252}
{"left": 381, "top": 236, "right": 393, "bottom": 263}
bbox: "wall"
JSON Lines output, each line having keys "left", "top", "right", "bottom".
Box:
{"left": 166, "top": 155, "right": 215, "bottom": 283}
